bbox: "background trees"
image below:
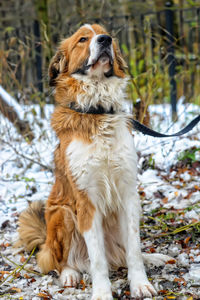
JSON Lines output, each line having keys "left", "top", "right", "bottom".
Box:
{"left": 0, "top": 0, "right": 199, "bottom": 128}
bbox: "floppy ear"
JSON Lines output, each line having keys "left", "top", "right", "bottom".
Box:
{"left": 115, "top": 47, "right": 128, "bottom": 71}
{"left": 113, "top": 39, "right": 128, "bottom": 78}
{"left": 48, "top": 51, "right": 67, "bottom": 86}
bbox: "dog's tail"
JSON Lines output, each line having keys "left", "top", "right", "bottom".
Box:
{"left": 15, "top": 200, "right": 46, "bottom": 251}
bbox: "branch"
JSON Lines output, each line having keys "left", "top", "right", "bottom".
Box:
{"left": 0, "top": 138, "right": 53, "bottom": 172}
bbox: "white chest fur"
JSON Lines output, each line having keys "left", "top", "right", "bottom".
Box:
{"left": 66, "top": 114, "right": 137, "bottom": 214}
{"left": 72, "top": 75, "right": 128, "bottom": 113}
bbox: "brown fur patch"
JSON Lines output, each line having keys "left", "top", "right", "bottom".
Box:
{"left": 37, "top": 244, "right": 57, "bottom": 273}
{"left": 15, "top": 200, "right": 46, "bottom": 252}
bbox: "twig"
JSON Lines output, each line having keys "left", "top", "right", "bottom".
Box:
{"left": 0, "top": 138, "right": 52, "bottom": 172}
{"left": 0, "top": 266, "right": 20, "bottom": 286}
{"left": 0, "top": 177, "right": 52, "bottom": 185}
{"left": 147, "top": 216, "right": 171, "bottom": 228}
{"left": 17, "top": 247, "right": 36, "bottom": 273}
{"left": 0, "top": 253, "right": 44, "bottom": 277}
{"left": 145, "top": 221, "right": 200, "bottom": 240}
{"left": 0, "top": 293, "right": 12, "bottom": 298}
{"left": 0, "top": 247, "right": 36, "bottom": 285}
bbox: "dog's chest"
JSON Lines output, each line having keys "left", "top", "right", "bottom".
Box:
{"left": 66, "top": 115, "right": 137, "bottom": 213}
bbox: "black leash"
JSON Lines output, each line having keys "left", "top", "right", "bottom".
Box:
{"left": 68, "top": 102, "right": 200, "bottom": 138}
{"left": 131, "top": 114, "right": 200, "bottom": 138}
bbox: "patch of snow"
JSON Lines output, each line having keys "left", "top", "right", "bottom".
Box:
{"left": 185, "top": 264, "right": 200, "bottom": 282}
{"left": 168, "top": 245, "right": 180, "bottom": 256}
{"left": 194, "top": 256, "right": 200, "bottom": 263}
{"left": 178, "top": 253, "right": 190, "bottom": 267}
{"left": 185, "top": 210, "right": 200, "bottom": 221}
{"left": 180, "top": 172, "right": 191, "bottom": 181}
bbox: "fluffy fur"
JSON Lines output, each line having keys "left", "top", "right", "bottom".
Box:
{"left": 15, "top": 200, "right": 46, "bottom": 251}
{"left": 16, "top": 24, "right": 172, "bottom": 299}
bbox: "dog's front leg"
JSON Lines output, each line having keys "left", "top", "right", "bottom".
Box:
{"left": 120, "top": 190, "right": 157, "bottom": 299}
{"left": 83, "top": 211, "right": 113, "bottom": 300}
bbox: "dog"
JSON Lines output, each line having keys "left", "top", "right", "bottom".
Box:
{"left": 17, "top": 24, "right": 172, "bottom": 299}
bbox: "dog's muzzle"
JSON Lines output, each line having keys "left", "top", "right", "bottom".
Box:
{"left": 73, "top": 34, "right": 114, "bottom": 76}
{"left": 87, "top": 34, "right": 114, "bottom": 68}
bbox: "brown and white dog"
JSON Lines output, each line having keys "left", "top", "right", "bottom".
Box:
{"left": 17, "top": 24, "right": 171, "bottom": 299}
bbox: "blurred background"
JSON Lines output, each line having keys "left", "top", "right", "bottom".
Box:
{"left": 0, "top": 0, "right": 200, "bottom": 126}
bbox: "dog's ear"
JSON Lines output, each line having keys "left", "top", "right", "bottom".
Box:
{"left": 113, "top": 39, "right": 127, "bottom": 78}
{"left": 115, "top": 47, "right": 127, "bottom": 72}
{"left": 49, "top": 51, "right": 67, "bottom": 86}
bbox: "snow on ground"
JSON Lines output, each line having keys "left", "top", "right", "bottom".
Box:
{"left": 0, "top": 100, "right": 200, "bottom": 299}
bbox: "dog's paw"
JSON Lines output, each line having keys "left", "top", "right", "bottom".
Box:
{"left": 130, "top": 281, "right": 157, "bottom": 299}
{"left": 142, "top": 253, "right": 175, "bottom": 267}
{"left": 91, "top": 292, "right": 113, "bottom": 300}
{"left": 60, "top": 267, "right": 80, "bottom": 287}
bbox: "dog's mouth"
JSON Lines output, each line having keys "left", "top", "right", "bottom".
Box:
{"left": 73, "top": 51, "right": 113, "bottom": 77}
{"left": 87, "top": 51, "right": 113, "bottom": 69}
{"left": 96, "top": 52, "right": 113, "bottom": 65}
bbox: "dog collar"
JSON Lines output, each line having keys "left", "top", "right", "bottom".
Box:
{"left": 68, "top": 103, "right": 200, "bottom": 138}
{"left": 68, "top": 102, "right": 115, "bottom": 114}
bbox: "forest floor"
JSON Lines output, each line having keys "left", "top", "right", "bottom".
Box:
{"left": 0, "top": 99, "right": 200, "bottom": 300}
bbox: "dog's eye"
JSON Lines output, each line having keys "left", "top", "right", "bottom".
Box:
{"left": 79, "top": 37, "right": 88, "bottom": 43}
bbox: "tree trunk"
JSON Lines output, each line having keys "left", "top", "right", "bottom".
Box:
{"left": 0, "top": 86, "right": 34, "bottom": 142}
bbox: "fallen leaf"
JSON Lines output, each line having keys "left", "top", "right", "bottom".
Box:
{"left": 194, "top": 185, "right": 200, "bottom": 190}
{"left": 149, "top": 247, "right": 156, "bottom": 253}
{"left": 166, "top": 259, "right": 176, "bottom": 264}
{"left": 174, "top": 185, "right": 182, "bottom": 189}
{"left": 174, "top": 277, "right": 186, "bottom": 287}
{"left": 162, "top": 197, "right": 168, "bottom": 204}
{"left": 174, "top": 277, "right": 182, "bottom": 282}
{"left": 11, "top": 287, "right": 22, "bottom": 293}
{"left": 0, "top": 270, "right": 10, "bottom": 275}
{"left": 20, "top": 255, "right": 26, "bottom": 263}
{"left": 190, "top": 256, "right": 194, "bottom": 262}
{"left": 139, "top": 191, "right": 146, "bottom": 197}
{"left": 158, "top": 289, "right": 168, "bottom": 294}
{"left": 1, "top": 242, "right": 11, "bottom": 248}
{"left": 148, "top": 277, "right": 153, "bottom": 281}
{"left": 80, "top": 279, "right": 86, "bottom": 290}
{"left": 124, "top": 291, "right": 130, "bottom": 296}
{"left": 191, "top": 218, "right": 198, "bottom": 223}
{"left": 15, "top": 272, "right": 21, "bottom": 278}
{"left": 184, "top": 236, "right": 191, "bottom": 244}
{"left": 37, "top": 292, "right": 51, "bottom": 299}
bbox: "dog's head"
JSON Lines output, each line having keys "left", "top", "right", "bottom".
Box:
{"left": 49, "top": 24, "right": 127, "bottom": 86}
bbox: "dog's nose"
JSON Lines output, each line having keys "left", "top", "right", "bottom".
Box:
{"left": 97, "top": 35, "right": 112, "bottom": 47}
